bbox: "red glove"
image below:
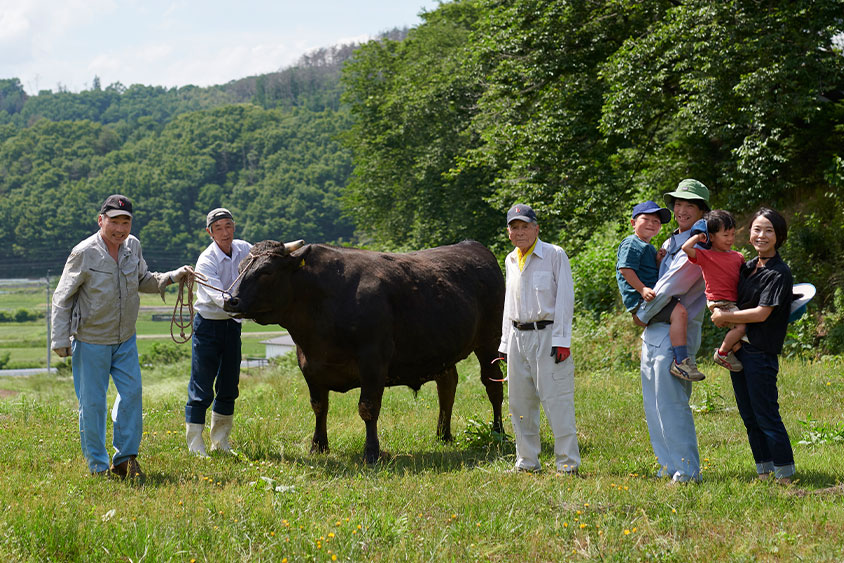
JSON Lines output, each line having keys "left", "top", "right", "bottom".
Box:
{"left": 551, "top": 346, "right": 570, "bottom": 364}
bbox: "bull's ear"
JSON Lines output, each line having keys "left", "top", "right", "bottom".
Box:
{"left": 284, "top": 240, "right": 305, "bottom": 254}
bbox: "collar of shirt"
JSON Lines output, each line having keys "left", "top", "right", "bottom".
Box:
{"left": 210, "top": 240, "right": 235, "bottom": 264}
{"left": 517, "top": 238, "right": 538, "bottom": 271}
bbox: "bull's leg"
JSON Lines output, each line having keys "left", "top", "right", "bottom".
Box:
{"left": 477, "top": 343, "right": 505, "bottom": 434}
{"left": 435, "top": 366, "right": 458, "bottom": 442}
{"left": 358, "top": 383, "right": 385, "bottom": 464}
{"left": 309, "top": 386, "right": 330, "bottom": 454}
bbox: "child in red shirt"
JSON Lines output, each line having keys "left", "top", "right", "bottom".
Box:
{"left": 681, "top": 209, "right": 746, "bottom": 371}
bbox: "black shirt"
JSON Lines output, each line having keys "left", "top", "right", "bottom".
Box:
{"left": 737, "top": 252, "right": 793, "bottom": 355}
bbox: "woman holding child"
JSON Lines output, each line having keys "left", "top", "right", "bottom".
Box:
{"left": 711, "top": 208, "right": 795, "bottom": 483}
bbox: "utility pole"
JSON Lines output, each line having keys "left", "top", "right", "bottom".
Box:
{"left": 45, "top": 275, "right": 51, "bottom": 373}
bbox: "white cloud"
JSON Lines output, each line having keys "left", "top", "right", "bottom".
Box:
{"left": 4, "top": 0, "right": 437, "bottom": 94}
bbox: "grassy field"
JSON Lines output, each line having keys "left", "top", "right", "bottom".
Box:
{"left": 1, "top": 315, "right": 842, "bottom": 561}
{"left": 0, "top": 286, "right": 283, "bottom": 368}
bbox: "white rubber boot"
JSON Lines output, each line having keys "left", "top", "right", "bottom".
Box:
{"left": 186, "top": 422, "right": 208, "bottom": 457}
{"left": 210, "top": 412, "right": 234, "bottom": 453}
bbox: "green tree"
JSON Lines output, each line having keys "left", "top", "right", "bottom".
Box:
{"left": 599, "top": 0, "right": 844, "bottom": 211}
{"left": 341, "top": 0, "right": 501, "bottom": 251}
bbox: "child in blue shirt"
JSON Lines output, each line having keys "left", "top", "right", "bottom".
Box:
{"left": 616, "top": 201, "right": 705, "bottom": 381}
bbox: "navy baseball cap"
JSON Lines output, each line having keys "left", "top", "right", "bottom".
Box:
{"left": 100, "top": 194, "right": 133, "bottom": 218}
{"left": 631, "top": 201, "right": 671, "bottom": 224}
{"left": 507, "top": 203, "right": 538, "bottom": 225}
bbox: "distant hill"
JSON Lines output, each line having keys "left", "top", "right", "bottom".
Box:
{"left": 0, "top": 29, "right": 408, "bottom": 278}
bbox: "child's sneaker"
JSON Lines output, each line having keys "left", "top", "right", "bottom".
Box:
{"left": 669, "top": 358, "right": 706, "bottom": 381}
{"left": 713, "top": 349, "right": 743, "bottom": 372}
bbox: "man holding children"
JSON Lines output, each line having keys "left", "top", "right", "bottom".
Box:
{"left": 623, "top": 179, "right": 710, "bottom": 483}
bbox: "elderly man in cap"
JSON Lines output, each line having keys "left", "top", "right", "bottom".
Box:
{"left": 51, "top": 194, "right": 191, "bottom": 479}
{"left": 498, "top": 203, "right": 580, "bottom": 474}
{"left": 635, "top": 179, "right": 710, "bottom": 483}
{"left": 184, "top": 208, "right": 253, "bottom": 456}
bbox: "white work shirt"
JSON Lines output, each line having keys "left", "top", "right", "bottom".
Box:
{"left": 499, "top": 238, "right": 575, "bottom": 353}
{"left": 194, "top": 239, "right": 253, "bottom": 321}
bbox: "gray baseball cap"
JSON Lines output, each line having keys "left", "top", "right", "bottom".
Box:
{"left": 206, "top": 207, "right": 234, "bottom": 228}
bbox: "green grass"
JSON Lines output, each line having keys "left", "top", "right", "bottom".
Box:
{"left": 0, "top": 285, "right": 283, "bottom": 367}
{"left": 2, "top": 321, "right": 843, "bottom": 561}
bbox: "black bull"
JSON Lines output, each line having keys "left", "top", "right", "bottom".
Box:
{"left": 224, "top": 239, "right": 505, "bottom": 463}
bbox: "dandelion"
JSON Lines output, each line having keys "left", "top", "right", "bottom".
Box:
{"left": 332, "top": 556, "right": 337, "bottom": 561}
{"left": 632, "top": 527, "right": 637, "bottom": 533}
{"left": 563, "top": 522, "right": 568, "bottom": 528}
{"left": 579, "top": 523, "right": 587, "bottom": 529}
{"left": 672, "top": 508, "right": 676, "bottom": 514}
{"left": 271, "top": 532, "right": 275, "bottom": 537}
{"left": 357, "top": 524, "right": 362, "bottom": 529}
{"left": 328, "top": 532, "right": 335, "bottom": 538}
{"left": 624, "top": 529, "right": 630, "bottom": 535}
{"left": 576, "top": 510, "right": 582, "bottom": 515}
{"left": 336, "top": 520, "right": 342, "bottom": 526}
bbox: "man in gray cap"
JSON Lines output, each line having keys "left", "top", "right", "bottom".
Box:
{"left": 635, "top": 179, "right": 710, "bottom": 484}
{"left": 498, "top": 203, "right": 580, "bottom": 474}
{"left": 185, "top": 208, "right": 253, "bottom": 455}
{"left": 51, "top": 194, "right": 191, "bottom": 480}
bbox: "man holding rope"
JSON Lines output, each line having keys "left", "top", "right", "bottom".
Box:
{"left": 185, "top": 208, "right": 252, "bottom": 456}
{"left": 51, "top": 194, "right": 191, "bottom": 480}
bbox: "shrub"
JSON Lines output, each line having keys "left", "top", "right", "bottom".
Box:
{"left": 139, "top": 341, "right": 190, "bottom": 366}
{"left": 571, "top": 224, "right": 625, "bottom": 318}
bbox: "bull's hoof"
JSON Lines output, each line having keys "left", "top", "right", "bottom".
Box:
{"left": 437, "top": 432, "right": 454, "bottom": 443}
{"left": 310, "top": 442, "right": 329, "bottom": 454}
{"left": 363, "top": 450, "right": 389, "bottom": 465}
{"left": 491, "top": 421, "right": 505, "bottom": 435}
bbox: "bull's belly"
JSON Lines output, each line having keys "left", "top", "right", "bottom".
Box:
{"left": 301, "top": 359, "right": 462, "bottom": 393}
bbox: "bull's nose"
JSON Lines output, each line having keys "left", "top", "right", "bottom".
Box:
{"left": 223, "top": 296, "right": 239, "bottom": 311}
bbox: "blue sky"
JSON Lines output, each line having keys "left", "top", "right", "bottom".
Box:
{"left": 1, "top": 0, "right": 440, "bottom": 95}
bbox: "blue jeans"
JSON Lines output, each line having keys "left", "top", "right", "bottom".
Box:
{"left": 185, "top": 314, "right": 242, "bottom": 424}
{"left": 71, "top": 336, "right": 143, "bottom": 473}
{"left": 640, "top": 331, "right": 700, "bottom": 482}
{"left": 730, "top": 344, "right": 795, "bottom": 479}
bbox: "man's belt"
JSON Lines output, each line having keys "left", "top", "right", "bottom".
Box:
{"left": 513, "top": 320, "right": 553, "bottom": 331}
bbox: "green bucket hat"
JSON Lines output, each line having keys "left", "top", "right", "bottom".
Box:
{"left": 663, "top": 178, "right": 711, "bottom": 211}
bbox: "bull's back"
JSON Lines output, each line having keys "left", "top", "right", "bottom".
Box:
{"left": 368, "top": 241, "right": 504, "bottom": 376}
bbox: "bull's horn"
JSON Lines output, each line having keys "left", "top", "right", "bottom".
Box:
{"left": 284, "top": 240, "right": 305, "bottom": 253}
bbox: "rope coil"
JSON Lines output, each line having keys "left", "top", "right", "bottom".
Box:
{"left": 168, "top": 252, "right": 271, "bottom": 343}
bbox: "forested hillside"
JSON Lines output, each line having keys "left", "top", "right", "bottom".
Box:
{"left": 0, "top": 36, "right": 407, "bottom": 276}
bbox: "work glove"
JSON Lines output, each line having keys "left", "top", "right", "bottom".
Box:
{"left": 158, "top": 265, "right": 193, "bottom": 299}
{"left": 689, "top": 219, "right": 711, "bottom": 249}
{"left": 550, "top": 346, "right": 570, "bottom": 364}
{"left": 54, "top": 347, "right": 71, "bottom": 358}
{"left": 169, "top": 265, "right": 193, "bottom": 283}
